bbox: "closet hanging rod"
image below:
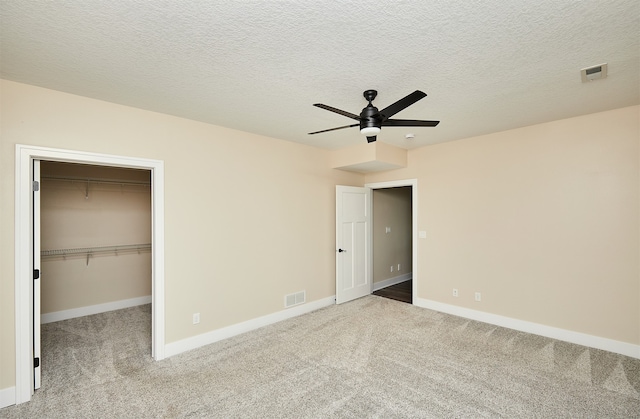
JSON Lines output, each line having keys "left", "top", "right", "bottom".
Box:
{"left": 41, "top": 175, "right": 150, "bottom": 186}
{"left": 41, "top": 243, "right": 152, "bottom": 258}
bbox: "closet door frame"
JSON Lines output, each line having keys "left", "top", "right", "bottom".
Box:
{"left": 14, "top": 144, "right": 166, "bottom": 405}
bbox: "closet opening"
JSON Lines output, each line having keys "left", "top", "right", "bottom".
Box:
{"left": 38, "top": 161, "right": 152, "bottom": 393}
{"left": 15, "top": 144, "right": 166, "bottom": 405}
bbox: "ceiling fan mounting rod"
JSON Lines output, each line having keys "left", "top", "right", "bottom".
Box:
{"left": 363, "top": 89, "right": 377, "bottom": 104}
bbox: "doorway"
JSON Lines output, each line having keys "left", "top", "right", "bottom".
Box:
{"left": 39, "top": 161, "right": 152, "bottom": 321}
{"left": 14, "top": 144, "right": 166, "bottom": 405}
{"left": 371, "top": 186, "right": 412, "bottom": 304}
{"left": 365, "top": 179, "right": 418, "bottom": 304}
{"left": 38, "top": 161, "right": 153, "bottom": 390}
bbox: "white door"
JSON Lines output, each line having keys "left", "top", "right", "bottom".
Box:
{"left": 32, "top": 159, "right": 41, "bottom": 389}
{"left": 336, "top": 186, "right": 372, "bottom": 304}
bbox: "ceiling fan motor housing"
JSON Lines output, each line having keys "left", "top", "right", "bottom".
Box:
{"left": 360, "top": 105, "right": 381, "bottom": 131}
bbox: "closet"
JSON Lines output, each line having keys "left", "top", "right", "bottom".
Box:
{"left": 39, "top": 161, "right": 152, "bottom": 322}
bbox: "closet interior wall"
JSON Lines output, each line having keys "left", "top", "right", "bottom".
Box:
{"left": 40, "top": 161, "right": 152, "bottom": 317}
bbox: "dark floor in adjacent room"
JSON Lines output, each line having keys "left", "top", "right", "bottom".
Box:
{"left": 373, "top": 279, "right": 412, "bottom": 304}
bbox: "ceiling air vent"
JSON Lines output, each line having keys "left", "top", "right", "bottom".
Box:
{"left": 581, "top": 63, "right": 607, "bottom": 82}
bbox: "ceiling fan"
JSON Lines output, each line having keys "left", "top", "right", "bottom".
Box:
{"left": 309, "top": 90, "right": 439, "bottom": 143}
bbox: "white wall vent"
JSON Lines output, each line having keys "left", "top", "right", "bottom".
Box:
{"left": 284, "top": 291, "right": 306, "bottom": 308}
{"left": 581, "top": 63, "right": 607, "bottom": 82}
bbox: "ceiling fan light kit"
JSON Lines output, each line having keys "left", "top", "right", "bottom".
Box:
{"left": 360, "top": 126, "right": 381, "bottom": 136}
{"left": 309, "top": 89, "right": 439, "bottom": 143}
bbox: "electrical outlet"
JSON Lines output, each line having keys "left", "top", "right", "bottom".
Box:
{"left": 193, "top": 313, "right": 200, "bottom": 324}
{"left": 397, "top": 263, "right": 401, "bottom": 271}
{"left": 475, "top": 292, "right": 481, "bottom": 302}
{"left": 453, "top": 288, "right": 458, "bottom": 297}
{"left": 390, "top": 265, "right": 394, "bottom": 273}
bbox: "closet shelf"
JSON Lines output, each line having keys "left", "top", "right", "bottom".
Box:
{"left": 41, "top": 175, "right": 150, "bottom": 186}
{"left": 41, "top": 243, "right": 151, "bottom": 265}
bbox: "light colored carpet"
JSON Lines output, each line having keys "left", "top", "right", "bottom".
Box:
{"left": 2, "top": 296, "right": 639, "bottom": 418}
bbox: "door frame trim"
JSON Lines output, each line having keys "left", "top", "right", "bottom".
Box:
{"left": 14, "top": 144, "right": 166, "bottom": 404}
{"left": 365, "top": 179, "right": 418, "bottom": 304}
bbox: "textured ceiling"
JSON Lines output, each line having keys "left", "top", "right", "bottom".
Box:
{"left": 1, "top": 1, "right": 638, "bottom": 150}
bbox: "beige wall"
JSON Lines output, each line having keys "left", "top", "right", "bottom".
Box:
{"left": 40, "top": 162, "right": 151, "bottom": 313}
{"left": 373, "top": 187, "right": 412, "bottom": 283}
{"left": 366, "top": 105, "right": 640, "bottom": 345}
{"left": 1, "top": 79, "right": 638, "bottom": 394}
{"left": 0, "top": 80, "right": 364, "bottom": 391}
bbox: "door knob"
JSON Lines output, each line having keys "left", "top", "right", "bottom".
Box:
{"left": 338, "top": 249, "right": 346, "bottom": 253}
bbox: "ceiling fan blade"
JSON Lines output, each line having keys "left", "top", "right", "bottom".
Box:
{"left": 308, "top": 123, "right": 359, "bottom": 135}
{"left": 313, "top": 104, "right": 361, "bottom": 120}
{"left": 382, "top": 119, "right": 440, "bottom": 127}
{"left": 366, "top": 136, "right": 377, "bottom": 143}
{"left": 378, "top": 90, "right": 427, "bottom": 120}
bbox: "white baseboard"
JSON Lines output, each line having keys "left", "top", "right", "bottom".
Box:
{"left": 0, "top": 386, "right": 16, "bottom": 409}
{"left": 373, "top": 273, "right": 412, "bottom": 291}
{"left": 41, "top": 295, "right": 152, "bottom": 324}
{"left": 415, "top": 298, "right": 640, "bottom": 359}
{"left": 165, "top": 296, "right": 335, "bottom": 358}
